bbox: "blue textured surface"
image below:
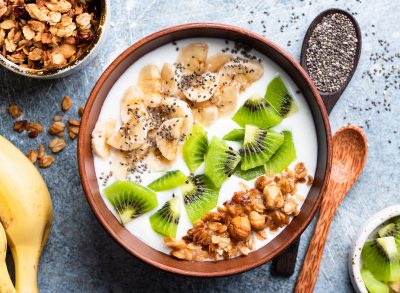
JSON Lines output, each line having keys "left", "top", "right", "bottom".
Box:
{"left": 0, "top": 0, "right": 399, "bottom": 292}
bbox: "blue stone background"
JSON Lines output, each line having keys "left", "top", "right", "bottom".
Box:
{"left": 0, "top": 0, "right": 399, "bottom": 292}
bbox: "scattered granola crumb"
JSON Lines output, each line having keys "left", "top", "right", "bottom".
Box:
{"left": 13, "top": 120, "right": 27, "bottom": 133}
{"left": 62, "top": 95, "right": 72, "bottom": 111}
{"left": 68, "top": 125, "right": 79, "bottom": 139}
{"left": 26, "top": 121, "right": 44, "bottom": 138}
{"left": 8, "top": 104, "right": 23, "bottom": 119}
{"left": 39, "top": 155, "right": 55, "bottom": 169}
{"left": 78, "top": 107, "right": 84, "bottom": 117}
{"left": 48, "top": 138, "right": 66, "bottom": 153}
{"left": 49, "top": 121, "right": 66, "bottom": 136}
{"left": 26, "top": 150, "right": 38, "bottom": 164}
{"left": 53, "top": 115, "right": 63, "bottom": 122}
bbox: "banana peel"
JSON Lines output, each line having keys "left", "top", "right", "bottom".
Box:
{"left": 0, "top": 135, "right": 53, "bottom": 293}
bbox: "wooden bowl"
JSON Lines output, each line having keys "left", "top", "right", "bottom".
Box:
{"left": 77, "top": 23, "right": 332, "bottom": 277}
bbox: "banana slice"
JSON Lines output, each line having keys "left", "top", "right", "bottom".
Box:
{"left": 120, "top": 85, "right": 148, "bottom": 124}
{"left": 107, "top": 118, "right": 148, "bottom": 151}
{"left": 177, "top": 43, "right": 208, "bottom": 74}
{"left": 193, "top": 105, "right": 219, "bottom": 127}
{"left": 160, "top": 97, "right": 193, "bottom": 137}
{"left": 214, "top": 83, "right": 239, "bottom": 117}
{"left": 110, "top": 149, "right": 129, "bottom": 180}
{"left": 180, "top": 72, "right": 219, "bottom": 102}
{"left": 138, "top": 64, "right": 162, "bottom": 106}
{"left": 205, "top": 53, "right": 234, "bottom": 73}
{"left": 156, "top": 118, "right": 185, "bottom": 161}
{"left": 91, "top": 119, "right": 116, "bottom": 159}
{"left": 219, "top": 59, "right": 264, "bottom": 91}
{"left": 143, "top": 147, "right": 173, "bottom": 172}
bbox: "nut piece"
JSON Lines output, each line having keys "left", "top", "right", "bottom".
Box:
{"left": 294, "top": 162, "right": 307, "bottom": 180}
{"left": 26, "top": 122, "right": 44, "bottom": 138}
{"left": 263, "top": 185, "right": 284, "bottom": 209}
{"left": 271, "top": 210, "right": 290, "bottom": 228}
{"left": 249, "top": 211, "right": 266, "bottom": 230}
{"left": 68, "top": 119, "right": 80, "bottom": 126}
{"left": 13, "top": 120, "right": 27, "bottom": 133}
{"left": 26, "top": 150, "right": 38, "bottom": 164}
{"left": 53, "top": 115, "right": 63, "bottom": 122}
{"left": 282, "top": 199, "right": 298, "bottom": 216}
{"left": 255, "top": 175, "right": 271, "bottom": 191}
{"left": 49, "top": 121, "right": 65, "bottom": 136}
{"left": 49, "top": 138, "right": 66, "bottom": 153}
{"left": 38, "top": 144, "right": 45, "bottom": 160}
{"left": 228, "top": 216, "right": 251, "bottom": 240}
{"left": 68, "top": 125, "right": 79, "bottom": 140}
{"left": 8, "top": 103, "right": 23, "bottom": 119}
{"left": 78, "top": 107, "right": 84, "bottom": 117}
{"left": 39, "top": 155, "right": 55, "bottom": 169}
{"left": 61, "top": 95, "right": 72, "bottom": 111}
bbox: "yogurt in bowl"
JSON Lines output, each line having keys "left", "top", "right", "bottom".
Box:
{"left": 90, "top": 38, "right": 318, "bottom": 260}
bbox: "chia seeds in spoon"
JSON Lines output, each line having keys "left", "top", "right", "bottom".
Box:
{"left": 305, "top": 13, "right": 358, "bottom": 93}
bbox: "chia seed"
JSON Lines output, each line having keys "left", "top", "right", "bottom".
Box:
{"left": 305, "top": 13, "right": 358, "bottom": 93}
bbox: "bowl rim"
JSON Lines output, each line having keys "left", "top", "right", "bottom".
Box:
{"left": 0, "top": 0, "right": 109, "bottom": 78}
{"left": 349, "top": 205, "right": 400, "bottom": 293}
{"left": 77, "top": 22, "right": 332, "bottom": 277}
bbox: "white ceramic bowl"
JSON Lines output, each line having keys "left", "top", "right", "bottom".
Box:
{"left": 0, "top": 0, "right": 110, "bottom": 79}
{"left": 349, "top": 205, "right": 400, "bottom": 293}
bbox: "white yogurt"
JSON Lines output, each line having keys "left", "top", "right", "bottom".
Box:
{"left": 93, "top": 38, "right": 318, "bottom": 255}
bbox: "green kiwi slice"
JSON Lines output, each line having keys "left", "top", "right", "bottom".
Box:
{"left": 240, "top": 125, "right": 284, "bottom": 171}
{"left": 182, "top": 123, "right": 208, "bottom": 173}
{"left": 148, "top": 170, "right": 187, "bottom": 191}
{"left": 104, "top": 181, "right": 158, "bottom": 225}
{"left": 204, "top": 137, "right": 241, "bottom": 188}
{"left": 361, "top": 267, "right": 390, "bottom": 293}
{"left": 223, "top": 129, "right": 245, "bottom": 142}
{"left": 362, "top": 236, "right": 400, "bottom": 282}
{"left": 377, "top": 217, "right": 400, "bottom": 245}
{"left": 234, "top": 165, "right": 266, "bottom": 181}
{"left": 181, "top": 174, "right": 219, "bottom": 223}
{"left": 265, "top": 130, "right": 296, "bottom": 175}
{"left": 149, "top": 196, "right": 180, "bottom": 237}
{"left": 265, "top": 76, "right": 298, "bottom": 117}
{"left": 232, "top": 96, "right": 283, "bottom": 129}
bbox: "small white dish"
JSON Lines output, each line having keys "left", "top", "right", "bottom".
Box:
{"left": 0, "top": 0, "right": 110, "bottom": 79}
{"left": 349, "top": 205, "right": 400, "bottom": 293}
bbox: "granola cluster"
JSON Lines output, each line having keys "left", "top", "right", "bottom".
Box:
{"left": 165, "top": 163, "right": 312, "bottom": 261}
{"left": 8, "top": 95, "right": 83, "bottom": 168}
{"left": 0, "top": 0, "right": 100, "bottom": 70}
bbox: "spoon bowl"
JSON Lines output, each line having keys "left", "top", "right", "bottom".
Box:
{"left": 295, "top": 125, "right": 367, "bottom": 292}
{"left": 300, "top": 8, "right": 362, "bottom": 113}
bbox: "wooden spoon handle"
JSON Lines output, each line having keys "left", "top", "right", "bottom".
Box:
{"left": 294, "top": 195, "right": 337, "bottom": 293}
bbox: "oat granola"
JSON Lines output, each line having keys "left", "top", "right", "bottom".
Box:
{"left": 0, "top": 0, "right": 100, "bottom": 70}
{"left": 165, "top": 163, "right": 310, "bottom": 261}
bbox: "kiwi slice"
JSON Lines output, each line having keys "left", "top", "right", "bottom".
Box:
{"left": 182, "top": 123, "right": 208, "bottom": 173}
{"left": 104, "top": 181, "right": 158, "bottom": 225}
{"left": 362, "top": 236, "right": 400, "bottom": 282}
{"left": 240, "top": 125, "right": 284, "bottom": 171}
{"left": 379, "top": 223, "right": 397, "bottom": 238}
{"left": 265, "top": 76, "right": 298, "bottom": 117}
{"left": 265, "top": 130, "right": 296, "bottom": 175}
{"left": 232, "top": 96, "right": 283, "bottom": 129}
{"left": 181, "top": 174, "right": 219, "bottom": 223}
{"left": 234, "top": 165, "right": 265, "bottom": 181}
{"left": 149, "top": 196, "right": 180, "bottom": 237}
{"left": 361, "top": 267, "right": 390, "bottom": 293}
{"left": 148, "top": 170, "right": 187, "bottom": 191}
{"left": 223, "top": 129, "right": 245, "bottom": 142}
{"left": 204, "top": 137, "right": 241, "bottom": 188}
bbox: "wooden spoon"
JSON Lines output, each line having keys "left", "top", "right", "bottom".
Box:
{"left": 273, "top": 8, "right": 362, "bottom": 276}
{"left": 294, "top": 125, "right": 368, "bottom": 293}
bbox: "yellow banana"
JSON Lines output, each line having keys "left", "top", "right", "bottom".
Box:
{"left": 0, "top": 135, "right": 53, "bottom": 293}
{"left": 0, "top": 222, "right": 16, "bottom": 293}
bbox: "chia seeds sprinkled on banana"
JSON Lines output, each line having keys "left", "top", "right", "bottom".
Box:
{"left": 305, "top": 13, "right": 358, "bottom": 93}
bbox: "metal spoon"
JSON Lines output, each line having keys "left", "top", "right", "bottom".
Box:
{"left": 273, "top": 8, "right": 362, "bottom": 276}
{"left": 295, "top": 125, "right": 368, "bottom": 292}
